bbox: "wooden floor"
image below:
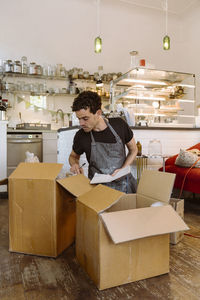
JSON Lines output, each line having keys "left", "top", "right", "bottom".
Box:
{"left": 0, "top": 196, "right": 199, "bottom": 300}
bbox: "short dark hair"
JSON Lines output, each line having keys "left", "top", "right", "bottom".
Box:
{"left": 72, "top": 91, "right": 102, "bottom": 114}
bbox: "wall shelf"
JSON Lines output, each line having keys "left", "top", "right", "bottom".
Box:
{"left": 110, "top": 67, "right": 196, "bottom": 126}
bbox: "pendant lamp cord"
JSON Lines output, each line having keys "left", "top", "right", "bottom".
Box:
{"left": 165, "top": 0, "right": 168, "bottom": 36}
{"left": 97, "top": 0, "right": 100, "bottom": 37}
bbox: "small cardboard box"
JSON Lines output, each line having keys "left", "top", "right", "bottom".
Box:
{"left": 76, "top": 170, "right": 189, "bottom": 290}
{"left": 169, "top": 198, "right": 184, "bottom": 244}
{"left": 9, "top": 162, "right": 93, "bottom": 257}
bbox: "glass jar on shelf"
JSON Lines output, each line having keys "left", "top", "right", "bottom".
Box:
{"left": 78, "top": 68, "right": 84, "bottom": 79}
{"left": 60, "top": 65, "right": 66, "bottom": 77}
{"left": 2, "top": 98, "right": 8, "bottom": 109}
{"left": 21, "top": 56, "right": 28, "bottom": 74}
{"left": 42, "top": 64, "right": 48, "bottom": 76}
{"left": 56, "top": 64, "right": 62, "bottom": 77}
{"left": 0, "top": 59, "right": 4, "bottom": 73}
{"left": 13, "top": 60, "right": 22, "bottom": 73}
{"left": 35, "top": 64, "right": 43, "bottom": 75}
{"left": 29, "top": 62, "right": 37, "bottom": 75}
{"left": 5, "top": 60, "right": 13, "bottom": 73}
{"left": 94, "top": 72, "right": 99, "bottom": 81}
{"left": 50, "top": 65, "right": 56, "bottom": 77}
{"left": 72, "top": 68, "right": 78, "bottom": 79}
{"left": 102, "top": 74, "right": 107, "bottom": 82}
{"left": 83, "top": 71, "right": 89, "bottom": 79}
{"left": 89, "top": 74, "right": 94, "bottom": 81}
{"left": 5, "top": 82, "right": 15, "bottom": 92}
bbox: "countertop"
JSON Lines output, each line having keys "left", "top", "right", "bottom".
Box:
{"left": 58, "top": 125, "right": 199, "bottom": 132}
{"left": 132, "top": 126, "right": 199, "bottom": 130}
{"left": 7, "top": 128, "right": 58, "bottom": 133}
{"left": 6, "top": 125, "right": 200, "bottom": 134}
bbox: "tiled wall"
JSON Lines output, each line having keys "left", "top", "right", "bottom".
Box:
{"left": 133, "top": 129, "right": 200, "bottom": 156}
{"left": 58, "top": 128, "right": 200, "bottom": 178}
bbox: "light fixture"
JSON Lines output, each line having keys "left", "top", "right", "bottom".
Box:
{"left": 125, "top": 95, "right": 165, "bottom": 101}
{"left": 94, "top": 0, "right": 102, "bottom": 53}
{"left": 96, "top": 79, "right": 103, "bottom": 87}
{"left": 152, "top": 101, "right": 160, "bottom": 108}
{"left": 163, "top": 0, "right": 170, "bottom": 50}
{"left": 123, "top": 78, "right": 167, "bottom": 86}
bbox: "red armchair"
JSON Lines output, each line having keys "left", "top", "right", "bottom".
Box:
{"left": 159, "top": 143, "right": 200, "bottom": 194}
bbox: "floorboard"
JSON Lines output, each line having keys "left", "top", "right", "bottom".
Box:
{"left": 0, "top": 197, "right": 199, "bottom": 300}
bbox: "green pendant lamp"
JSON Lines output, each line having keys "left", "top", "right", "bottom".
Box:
{"left": 95, "top": 36, "right": 102, "bottom": 53}
{"left": 94, "top": 0, "right": 102, "bottom": 53}
{"left": 163, "top": 35, "right": 170, "bottom": 50}
{"left": 163, "top": 0, "right": 170, "bottom": 50}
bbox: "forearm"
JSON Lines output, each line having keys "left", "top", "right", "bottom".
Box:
{"left": 69, "top": 154, "right": 80, "bottom": 167}
{"left": 122, "top": 137, "right": 138, "bottom": 168}
{"left": 122, "top": 148, "right": 137, "bottom": 168}
{"left": 69, "top": 150, "right": 84, "bottom": 174}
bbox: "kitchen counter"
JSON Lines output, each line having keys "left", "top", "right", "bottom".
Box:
{"left": 57, "top": 125, "right": 199, "bottom": 132}
{"left": 7, "top": 124, "right": 200, "bottom": 133}
{"left": 132, "top": 126, "right": 199, "bottom": 130}
{"left": 7, "top": 128, "right": 57, "bottom": 133}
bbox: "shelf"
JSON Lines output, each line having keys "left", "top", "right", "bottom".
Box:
{"left": 2, "top": 90, "right": 78, "bottom": 97}
{"left": 0, "top": 72, "right": 68, "bottom": 81}
{"left": 0, "top": 72, "right": 112, "bottom": 85}
{"left": 2, "top": 89, "right": 110, "bottom": 101}
{"left": 110, "top": 67, "right": 196, "bottom": 126}
{"left": 112, "top": 67, "right": 195, "bottom": 87}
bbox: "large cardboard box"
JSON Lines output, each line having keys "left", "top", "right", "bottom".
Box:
{"left": 76, "top": 170, "right": 189, "bottom": 290}
{"left": 9, "top": 162, "right": 93, "bottom": 257}
{"left": 169, "top": 198, "right": 184, "bottom": 244}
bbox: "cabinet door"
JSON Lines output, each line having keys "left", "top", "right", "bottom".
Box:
{"left": 42, "top": 132, "right": 58, "bottom": 163}
{"left": 0, "top": 122, "right": 7, "bottom": 191}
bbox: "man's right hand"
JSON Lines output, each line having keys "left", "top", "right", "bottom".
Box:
{"left": 70, "top": 164, "right": 84, "bottom": 175}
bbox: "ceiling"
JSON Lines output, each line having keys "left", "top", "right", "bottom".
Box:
{"left": 119, "top": 0, "right": 199, "bottom": 15}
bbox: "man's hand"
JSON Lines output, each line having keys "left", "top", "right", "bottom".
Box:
{"left": 69, "top": 150, "right": 84, "bottom": 175}
{"left": 111, "top": 168, "right": 121, "bottom": 177}
{"left": 70, "top": 164, "right": 84, "bottom": 175}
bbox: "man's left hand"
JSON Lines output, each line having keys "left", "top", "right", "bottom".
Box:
{"left": 111, "top": 169, "right": 121, "bottom": 176}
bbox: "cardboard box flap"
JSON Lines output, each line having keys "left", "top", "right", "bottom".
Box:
{"left": 137, "top": 170, "right": 176, "bottom": 203}
{"left": 101, "top": 205, "right": 189, "bottom": 244}
{"left": 57, "top": 174, "right": 92, "bottom": 197}
{"left": 77, "top": 184, "right": 124, "bottom": 213}
{"left": 9, "top": 162, "right": 63, "bottom": 179}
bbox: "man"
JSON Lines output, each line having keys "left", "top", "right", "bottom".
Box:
{"left": 69, "top": 91, "right": 138, "bottom": 193}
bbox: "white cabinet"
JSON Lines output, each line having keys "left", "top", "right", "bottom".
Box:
{"left": 0, "top": 121, "right": 8, "bottom": 191}
{"left": 42, "top": 132, "right": 58, "bottom": 163}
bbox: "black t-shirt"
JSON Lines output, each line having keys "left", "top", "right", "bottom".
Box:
{"left": 73, "top": 117, "right": 133, "bottom": 162}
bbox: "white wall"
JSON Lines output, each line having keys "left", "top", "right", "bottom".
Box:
{"left": 0, "top": 0, "right": 200, "bottom": 121}
{"left": 180, "top": 2, "right": 200, "bottom": 107}
{"left": 0, "top": 0, "right": 185, "bottom": 73}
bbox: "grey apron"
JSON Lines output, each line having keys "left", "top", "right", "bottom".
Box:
{"left": 88, "top": 119, "right": 136, "bottom": 193}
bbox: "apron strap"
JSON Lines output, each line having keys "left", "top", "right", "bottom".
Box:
{"left": 90, "top": 118, "right": 123, "bottom": 146}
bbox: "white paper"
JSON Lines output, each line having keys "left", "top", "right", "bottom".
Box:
{"left": 90, "top": 166, "right": 130, "bottom": 184}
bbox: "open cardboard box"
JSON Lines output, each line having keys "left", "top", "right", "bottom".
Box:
{"left": 9, "top": 162, "right": 94, "bottom": 257}
{"left": 169, "top": 198, "right": 184, "bottom": 244}
{"left": 75, "top": 170, "right": 189, "bottom": 290}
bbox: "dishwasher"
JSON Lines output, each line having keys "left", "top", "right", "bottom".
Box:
{"left": 7, "top": 133, "right": 43, "bottom": 176}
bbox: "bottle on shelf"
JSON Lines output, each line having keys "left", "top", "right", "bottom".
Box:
{"left": 136, "top": 141, "right": 142, "bottom": 156}
{"left": 0, "top": 96, "right": 7, "bottom": 121}
{"left": 21, "top": 56, "right": 28, "bottom": 74}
